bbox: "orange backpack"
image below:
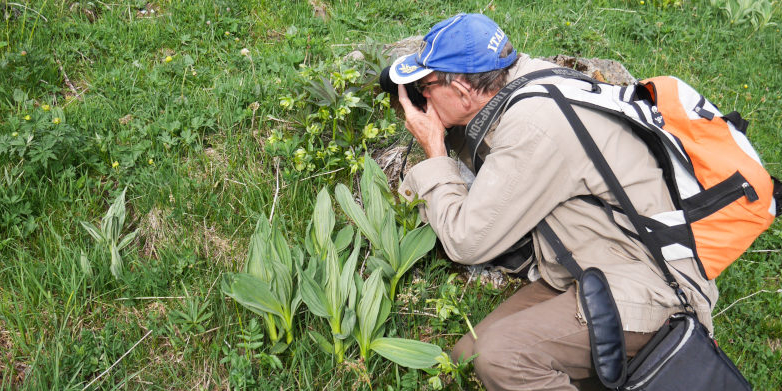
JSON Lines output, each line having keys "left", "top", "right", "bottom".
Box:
{"left": 638, "top": 76, "right": 776, "bottom": 278}
{"left": 465, "top": 68, "right": 780, "bottom": 280}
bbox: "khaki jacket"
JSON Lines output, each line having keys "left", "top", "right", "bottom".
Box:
{"left": 399, "top": 54, "right": 717, "bottom": 333}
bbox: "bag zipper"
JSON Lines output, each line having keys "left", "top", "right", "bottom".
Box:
{"left": 686, "top": 174, "right": 758, "bottom": 222}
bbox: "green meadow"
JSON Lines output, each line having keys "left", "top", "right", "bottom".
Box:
{"left": 1, "top": 0, "right": 780, "bottom": 389}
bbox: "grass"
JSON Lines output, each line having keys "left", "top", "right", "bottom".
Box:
{"left": 1, "top": 0, "right": 780, "bottom": 389}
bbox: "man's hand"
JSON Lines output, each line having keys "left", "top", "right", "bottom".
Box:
{"left": 397, "top": 84, "right": 448, "bottom": 158}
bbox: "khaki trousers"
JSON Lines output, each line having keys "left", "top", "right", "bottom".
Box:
{"left": 452, "top": 280, "right": 653, "bottom": 391}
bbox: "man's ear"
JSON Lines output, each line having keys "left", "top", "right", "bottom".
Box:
{"left": 452, "top": 79, "right": 473, "bottom": 107}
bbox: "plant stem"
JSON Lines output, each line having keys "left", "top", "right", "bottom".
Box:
{"left": 264, "top": 313, "right": 279, "bottom": 343}
{"left": 334, "top": 338, "right": 344, "bottom": 363}
{"left": 389, "top": 275, "right": 399, "bottom": 300}
{"left": 462, "top": 313, "right": 477, "bottom": 341}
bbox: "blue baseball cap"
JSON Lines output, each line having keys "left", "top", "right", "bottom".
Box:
{"left": 389, "top": 13, "right": 517, "bottom": 85}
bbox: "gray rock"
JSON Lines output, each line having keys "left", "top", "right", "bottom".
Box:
{"left": 544, "top": 54, "right": 636, "bottom": 85}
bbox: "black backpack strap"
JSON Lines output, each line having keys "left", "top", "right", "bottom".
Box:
{"left": 537, "top": 220, "right": 628, "bottom": 388}
{"left": 464, "top": 67, "right": 599, "bottom": 172}
{"left": 722, "top": 111, "right": 749, "bottom": 134}
{"left": 773, "top": 176, "right": 782, "bottom": 217}
{"left": 542, "top": 84, "right": 693, "bottom": 311}
{"left": 536, "top": 219, "right": 583, "bottom": 278}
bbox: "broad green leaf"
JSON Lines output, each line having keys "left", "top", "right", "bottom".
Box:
{"left": 117, "top": 229, "right": 138, "bottom": 250}
{"left": 246, "top": 217, "right": 273, "bottom": 279}
{"left": 325, "top": 245, "right": 344, "bottom": 317}
{"left": 370, "top": 337, "right": 442, "bottom": 369}
{"left": 109, "top": 245, "right": 123, "bottom": 279}
{"left": 334, "top": 225, "right": 354, "bottom": 254}
{"left": 335, "top": 184, "right": 380, "bottom": 248}
{"left": 313, "top": 188, "right": 335, "bottom": 253}
{"left": 79, "top": 250, "right": 93, "bottom": 278}
{"left": 308, "top": 330, "right": 334, "bottom": 355}
{"left": 364, "top": 180, "right": 387, "bottom": 235}
{"left": 366, "top": 256, "right": 395, "bottom": 279}
{"left": 374, "top": 297, "right": 392, "bottom": 335}
{"left": 303, "top": 221, "right": 316, "bottom": 257}
{"left": 270, "top": 341, "right": 289, "bottom": 354}
{"left": 102, "top": 188, "right": 127, "bottom": 240}
{"left": 80, "top": 221, "right": 105, "bottom": 243}
{"left": 271, "top": 228, "right": 293, "bottom": 269}
{"left": 291, "top": 289, "right": 303, "bottom": 316}
{"left": 365, "top": 156, "right": 391, "bottom": 193}
{"left": 339, "top": 232, "right": 361, "bottom": 300}
{"left": 357, "top": 269, "right": 386, "bottom": 348}
{"left": 380, "top": 212, "right": 400, "bottom": 269}
{"left": 336, "top": 308, "right": 356, "bottom": 339}
{"left": 398, "top": 225, "right": 436, "bottom": 277}
{"left": 270, "top": 261, "right": 293, "bottom": 307}
{"left": 224, "top": 273, "right": 285, "bottom": 318}
{"left": 299, "top": 270, "right": 329, "bottom": 318}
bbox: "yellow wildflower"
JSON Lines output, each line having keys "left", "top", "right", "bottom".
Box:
{"left": 165, "top": 56, "right": 173, "bottom": 63}
{"left": 112, "top": 161, "right": 119, "bottom": 168}
{"left": 24, "top": 115, "right": 31, "bottom": 121}
{"left": 52, "top": 117, "right": 61, "bottom": 125}
{"left": 42, "top": 104, "right": 51, "bottom": 111}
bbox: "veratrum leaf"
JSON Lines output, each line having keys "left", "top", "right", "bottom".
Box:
{"left": 109, "top": 245, "right": 123, "bottom": 279}
{"left": 357, "top": 269, "right": 386, "bottom": 348}
{"left": 308, "top": 330, "right": 335, "bottom": 355}
{"left": 397, "top": 225, "right": 436, "bottom": 277}
{"left": 335, "top": 184, "right": 380, "bottom": 248}
{"left": 379, "top": 212, "right": 400, "bottom": 270}
{"left": 80, "top": 221, "right": 105, "bottom": 243}
{"left": 79, "top": 250, "right": 93, "bottom": 278}
{"left": 336, "top": 308, "right": 356, "bottom": 340}
{"left": 117, "top": 229, "right": 138, "bottom": 251}
{"left": 333, "top": 225, "right": 354, "bottom": 254}
{"left": 370, "top": 337, "right": 442, "bottom": 369}
{"left": 339, "top": 231, "right": 361, "bottom": 302}
{"left": 224, "top": 273, "right": 285, "bottom": 318}
{"left": 366, "top": 256, "right": 395, "bottom": 279}
{"left": 313, "top": 188, "right": 335, "bottom": 253}
{"left": 299, "top": 268, "right": 329, "bottom": 318}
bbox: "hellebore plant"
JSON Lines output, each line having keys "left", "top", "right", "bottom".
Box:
{"left": 335, "top": 158, "right": 436, "bottom": 298}
{"left": 80, "top": 187, "right": 137, "bottom": 280}
{"left": 221, "top": 215, "right": 302, "bottom": 346}
{"left": 353, "top": 268, "right": 443, "bottom": 369}
{"left": 299, "top": 188, "right": 360, "bottom": 363}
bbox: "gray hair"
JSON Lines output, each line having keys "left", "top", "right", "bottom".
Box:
{"left": 432, "top": 42, "right": 518, "bottom": 95}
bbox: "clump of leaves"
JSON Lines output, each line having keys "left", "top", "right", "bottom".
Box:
{"left": 299, "top": 188, "right": 360, "bottom": 363}
{"left": 335, "top": 157, "right": 436, "bottom": 299}
{"left": 221, "top": 214, "right": 303, "bottom": 347}
{"left": 301, "top": 163, "right": 442, "bottom": 370}
{"left": 265, "top": 49, "right": 400, "bottom": 178}
{"left": 423, "top": 352, "right": 477, "bottom": 390}
{"left": 710, "top": 0, "right": 778, "bottom": 29}
{"left": 220, "top": 318, "right": 283, "bottom": 389}
{"left": 352, "top": 268, "right": 443, "bottom": 370}
{"left": 80, "top": 187, "right": 138, "bottom": 279}
{"left": 426, "top": 274, "right": 477, "bottom": 341}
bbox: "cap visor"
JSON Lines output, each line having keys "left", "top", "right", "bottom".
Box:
{"left": 389, "top": 54, "right": 433, "bottom": 85}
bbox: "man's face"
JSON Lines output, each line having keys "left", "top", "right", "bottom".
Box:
{"left": 416, "top": 74, "right": 471, "bottom": 128}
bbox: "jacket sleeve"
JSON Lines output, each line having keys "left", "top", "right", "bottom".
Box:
{"left": 398, "top": 111, "right": 579, "bottom": 265}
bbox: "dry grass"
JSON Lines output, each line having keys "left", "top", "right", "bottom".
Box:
{"left": 0, "top": 322, "right": 28, "bottom": 387}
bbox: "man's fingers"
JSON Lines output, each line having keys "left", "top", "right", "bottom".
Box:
{"left": 397, "top": 84, "right": 414, "bottom": 110}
